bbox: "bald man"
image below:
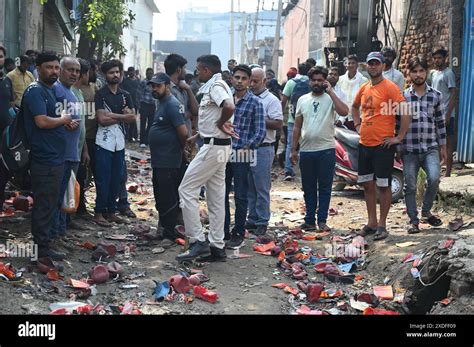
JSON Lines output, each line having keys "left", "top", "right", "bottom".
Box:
{"left": 248, "top": 68, "right": 283, "bottom": 235}
{"left": 50, "top": 56, "right": 82, "bottom": 245}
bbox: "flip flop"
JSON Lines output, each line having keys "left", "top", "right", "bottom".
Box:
{"left": 374, "top": 227, "right": 389, "bottom": 241}
{"left": 424, "top": 215, "right": 443, "bottom": 227}
{"left": 448, "top": 217, "right": 464, "bottom": 232}
{"left": 358, "top": 225, "right": 377, "bottom": 237}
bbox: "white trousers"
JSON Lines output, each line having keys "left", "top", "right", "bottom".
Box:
{"left": 179, "top": 143, "right": 231, "bottom": 249}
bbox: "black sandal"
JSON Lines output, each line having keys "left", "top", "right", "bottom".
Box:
{"left": 424, "top": 215, "right": 442, "bottom": 227}
{"left": 358, "top": 225, "right": 377, "bottom": 237}
{"left": 374, "top": 227, "right": 389, "bottom": 241}
{"left": 407, "top": 224, "right": 421, "bottom": 234}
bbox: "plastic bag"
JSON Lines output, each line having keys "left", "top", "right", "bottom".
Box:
{"left": 61, "top": 170, "right": 80, "bottom": 213}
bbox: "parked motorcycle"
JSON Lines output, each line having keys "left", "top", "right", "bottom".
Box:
{"left": 334, "top": 127, "right": 404, "bottom": 203}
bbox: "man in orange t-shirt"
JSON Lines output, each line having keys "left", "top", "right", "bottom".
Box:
{"left": 352, "top": 52, "right": 411, "bottom": 241}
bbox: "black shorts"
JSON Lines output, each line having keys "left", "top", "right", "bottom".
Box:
{"left": 357, "top": 144, "right": 395, "bottom": 187}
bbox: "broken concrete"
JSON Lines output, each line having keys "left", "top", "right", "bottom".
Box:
{"left": 439, "top": 174, "right": 474, "bottom": 196}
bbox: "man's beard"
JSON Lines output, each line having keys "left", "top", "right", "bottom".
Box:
{"left": 152, "top": 91, "right": 166, "bottom": 99}
{"left": 312, "top": 86, "right": 325, "bottom": 94}
{"left": 108, "top": 78, "right": 120, "bottom": 85}
{"left": 413, "top": 78, "right": 426, "bottom": 86}
{"left": 45, "top": 75, "right": 58, "bottom": 84}
{"left": 368, "top": 71, "right": 383, "bottom": 78}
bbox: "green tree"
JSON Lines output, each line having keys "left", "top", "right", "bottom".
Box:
{"left": 40, "top": 0, "right": 135, "bottom": 60}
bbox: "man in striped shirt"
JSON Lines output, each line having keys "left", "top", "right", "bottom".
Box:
{"left": 225, "top": 64, "right": 266, "bottom": 249}
{"left": 401, "top": 56, "right": 447, "bottom": 234}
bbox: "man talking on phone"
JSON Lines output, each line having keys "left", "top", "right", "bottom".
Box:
{"left": 290, "top": 66, "right": 348, "bottom": 233}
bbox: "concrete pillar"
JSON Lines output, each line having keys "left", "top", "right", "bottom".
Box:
{"left": 19, "top": 0, "right": 43, "bottom": 53}
{"left": 0, "top": 0, "right": 5, "bottom": 45}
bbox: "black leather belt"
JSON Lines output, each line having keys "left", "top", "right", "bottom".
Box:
{"left": 259, "top": 142, "right": 275, "bottom": 148}
{"left": 203, "top": 138, "right": 231, "bottom": 146}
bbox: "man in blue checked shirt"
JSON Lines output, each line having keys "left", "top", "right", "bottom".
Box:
{"left": 401, "top": 56, "right": 447, "bottom": 234}
{"left": 225, "top": 64, "right": 266, "bottom": 249}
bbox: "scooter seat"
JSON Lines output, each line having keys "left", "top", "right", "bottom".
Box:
{"left": 335, "top": 127, "right": 360, "bottom": 150}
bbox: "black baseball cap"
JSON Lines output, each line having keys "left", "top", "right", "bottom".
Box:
{"left": 148, "top": 73, "right": 171, "bottom": 85}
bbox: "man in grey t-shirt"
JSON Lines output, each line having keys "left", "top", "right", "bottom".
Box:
{"left": 431, "top": 47, "right": 457, "bottom": 177}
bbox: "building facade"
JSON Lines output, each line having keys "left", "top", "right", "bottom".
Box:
{"left": 0, "top": 0, "right": 73, "bottom": 58}
{"left": 122, "top": 0, "right": 159, "bottom": 77}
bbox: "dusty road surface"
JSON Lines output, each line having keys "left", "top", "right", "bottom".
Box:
{"left": 0, "top": 149, "right": 472, "bottom": 315}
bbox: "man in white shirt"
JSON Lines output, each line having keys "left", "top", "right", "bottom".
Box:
{"left": 177, "top": 55, "right": 236, "bottom": 263}
{"left": 338, "top": 55, "right": 367, "bottom": 130}
{"left": 93, "top": 60, "right": 137, "bottom": 227}
{"left": 327, "top": 67, "right": 348, "bottom": 126}
{"left": 381, "top": 47, "right": 405, "bottom": 92}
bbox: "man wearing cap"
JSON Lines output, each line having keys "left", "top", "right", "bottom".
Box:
{"left": 148, "top": 73, "right": 189, "bottom": 242}
{"left": 176, "top": 55, "right": 235, "bottom": 263}
{"left": 352, "top": 52, "right": 410, "bottom": 241}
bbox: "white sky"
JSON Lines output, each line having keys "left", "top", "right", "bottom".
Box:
{"left": 153, "top": 0, "right": 274, "bottom": 41}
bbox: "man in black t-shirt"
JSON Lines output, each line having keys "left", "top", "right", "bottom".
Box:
{"left": 148, "top": 73, "right": 189, "bottom": 242}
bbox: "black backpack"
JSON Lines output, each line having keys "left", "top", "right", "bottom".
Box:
{"left": 289, "top": 78, "right": 311, "bottom": 116}
{"left": 0, "top": 88, "right": 31, "bottom": 173}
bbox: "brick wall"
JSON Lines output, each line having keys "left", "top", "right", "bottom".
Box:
{"left": 399, "top": 0, "right": 464, "bottom": 82}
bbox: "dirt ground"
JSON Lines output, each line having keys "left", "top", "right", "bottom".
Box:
{"left": 0, "top": 149, "right": 472, "bottom": 315}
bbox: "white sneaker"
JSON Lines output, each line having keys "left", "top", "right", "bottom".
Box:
{"left": 140, "top": 144, "right": 146, "bottom": 149}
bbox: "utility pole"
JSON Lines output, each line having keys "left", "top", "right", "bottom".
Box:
{"left": 230, "top": 0, "right": 235, "bottom": 59}
{"left": 251, "top": 0, "right": 261, "bottom": 64}
{"left": 241, "top": 14, "right": 248, "bottom": 63}
{"left": 272, "top": 0, "right": 283, "bottom": 74}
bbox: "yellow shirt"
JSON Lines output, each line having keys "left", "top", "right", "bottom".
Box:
{"left": 7, "top": 68, "right": 35, "bottom": 106}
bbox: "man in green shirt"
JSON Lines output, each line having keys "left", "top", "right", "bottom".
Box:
{"left": 291, "top": 67, "right": 348, "bottom": 232}
{"left": 72, "top": 58, "right": 92, "bottom": 219}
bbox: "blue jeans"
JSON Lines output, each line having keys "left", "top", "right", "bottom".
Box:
{"left": 403, "top": 149, "right": 441, "bottom": 225}
{"left": 299, "top": 149, "right": 336, "bottom": 225}
{"left": 285, "top": 122, "right": 295, "bottom": 176}
{"left": 95, "top": 147, "right": 125, "bottom": 214}
{"left": 247, "top": 146, "right": 274, "bottom": 226}
{"left": 49, "top": 161, "right": 79, "bottom": 240}
{"left": 225, "top": 161, "right": 251, "bottom": 236}
{"left": 116, "top": 157, "right": 129, "bottom": 211}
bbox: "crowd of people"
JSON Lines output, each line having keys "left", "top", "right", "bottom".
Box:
{"left": 0, "top": 43, "right": 457, "bottom": 262}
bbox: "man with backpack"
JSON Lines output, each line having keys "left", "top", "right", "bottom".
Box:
{"left": 22, "top": 52, "right": 74, "bottom": 261}
{"left": 280, "top": 63, "right": 311, "bottom": 181}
